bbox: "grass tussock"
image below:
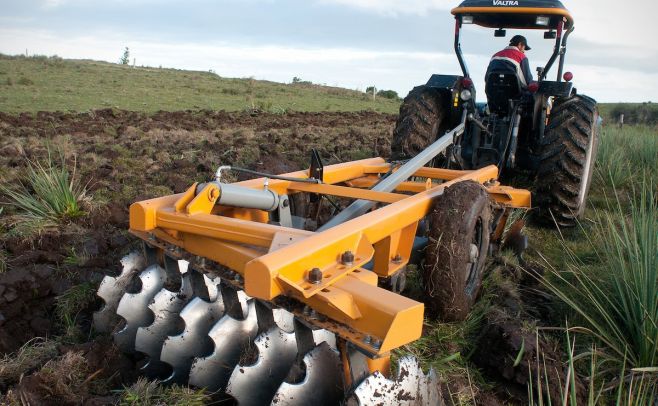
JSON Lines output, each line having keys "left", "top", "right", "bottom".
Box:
{"left": 32, "top": 351, "right": 89, "bottom": 402}
{"left": 118, "top": 377, "right": 210, "bottom": 406}
{"left": 0, "top": 150, "right": 88, "bottom": 235}
{"left": 55, "top": 282, "right": 97, "bottom": 320}
{"left": 539, "top": 177, "right": 658, "bottom": 401}
{"left": 0, "top": 337, "right": 59, "bottom": 387}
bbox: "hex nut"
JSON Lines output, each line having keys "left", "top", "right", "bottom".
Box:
{"left": 341, "top": 250, "right": 355, "bottom": 265}
{"left": 308, "top": 267, "right": 323, "bottom": 284}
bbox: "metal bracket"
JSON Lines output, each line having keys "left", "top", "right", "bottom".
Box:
{"left": 276, "top": 194, "right": 293, "bottom": 228}
{"left": 309, "top": 149, "right": 324, "bottom": 202}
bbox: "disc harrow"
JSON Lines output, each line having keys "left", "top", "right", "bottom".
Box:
{"left": 96, "top": 251, "right": 436, "bottom": 404}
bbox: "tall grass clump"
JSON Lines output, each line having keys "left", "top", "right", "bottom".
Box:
{"left": 540, "top": 177, "right": 657, "bottom": 401}
{"left": 0, "top": 151, "right": 87, "bottom": 234}
{"left": 596, "top": 126, "right": 658, "bottom": 188}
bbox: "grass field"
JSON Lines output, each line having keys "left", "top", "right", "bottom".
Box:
{"left": 0, "top": 54, "right": 401, "bottom": 114}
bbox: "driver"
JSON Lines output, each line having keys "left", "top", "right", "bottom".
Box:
{"left": 485, "top": 35, "right": 534, "bottom": 89}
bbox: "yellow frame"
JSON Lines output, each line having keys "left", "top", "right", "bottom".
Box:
{"left": 129, "top": 157, "right": 530, "bottom": 356}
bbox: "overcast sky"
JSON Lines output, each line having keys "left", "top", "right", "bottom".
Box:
{"left": 0, "top": 0, "right": 656, "bottom": 102}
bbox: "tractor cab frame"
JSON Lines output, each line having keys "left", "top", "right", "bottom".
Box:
{"left": 424, "top": 0, "right": 579, "bottom": 172}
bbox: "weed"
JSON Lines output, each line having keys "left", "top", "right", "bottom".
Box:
{"left": 118, "top": 377, "right": 210, "bottom": 406}
{"left": 55, "top": 282, "right": 96, "bottom": 324}
{"left": 0, "top": 337, "right": 59, "bottom": 386}
{"left": 17, "top": 76, "right": 34, "bottom": 86}
{"left": 0, "top": 248, "right": 6, "bottom": 274}
{"left": 0, "top": 150, "right": 88, "bottom": 235}
{"left": 31, "top": 352, "right": 89, "bottom": 403}
{"left": 63, "top": 246, "right": 90, "bottom": 266}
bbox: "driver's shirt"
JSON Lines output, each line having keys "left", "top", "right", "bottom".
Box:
{"left": 485, "top": 46, "right": 534, "bottom": 88}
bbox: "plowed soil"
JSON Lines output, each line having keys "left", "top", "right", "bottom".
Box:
{"left": 0, "top": 109, "right": 395, "bottom": 403}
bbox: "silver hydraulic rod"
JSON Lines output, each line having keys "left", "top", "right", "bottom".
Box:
{"left": 318, "top": 123, "right": 465, "bottom": 231}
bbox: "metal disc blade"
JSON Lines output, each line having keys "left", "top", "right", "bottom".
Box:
{"left": 311, "top": 328, "right": 337, "bottom": 351}
{"left": 160, "top": 294, "right": 225, "bottom": 384}
{"left": 188, "top": 300, "right": 259, "bottom": 391}
{"left": 225, "top": 328, "right": 298, "bottom": 406}
{"left": 350, "top": 356, "right": 440, "bottom": 406}
{"left": 135, "top": 273, "right": 195, "bottom": 378}
{"left": 271, "top": 342, "right": 344, "bottom": 406}
{"left": 113, "top": 264, "right": 166, "bottom": 352}
{"left": 272, "top": 308, "right": 295, "bottom": 333}
{"left": 93, "top": 252, "right": 145, "bottom": 333}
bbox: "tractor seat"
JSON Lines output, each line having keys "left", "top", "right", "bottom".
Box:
{"left": 485, "top": 72, "right": 523, "bottom": 115}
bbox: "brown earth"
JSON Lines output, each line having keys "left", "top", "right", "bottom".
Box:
{"left": 0, "top": 109, "right": 577, "bottom": 404}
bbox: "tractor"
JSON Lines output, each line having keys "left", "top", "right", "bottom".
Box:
{"left": 392, "top": 0, "right": 600, "bottom": 227}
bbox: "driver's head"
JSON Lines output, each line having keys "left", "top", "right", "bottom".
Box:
{"left": 510, "top": 35, "right": 531, "bottom": 52}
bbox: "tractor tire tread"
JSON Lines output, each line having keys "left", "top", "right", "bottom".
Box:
{"left": 534, "top": 94, "right": 599, "bottom": 227}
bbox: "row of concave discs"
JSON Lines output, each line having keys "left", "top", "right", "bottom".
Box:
{"left": 94, "top": 251, "right": 440, "bottom": 405}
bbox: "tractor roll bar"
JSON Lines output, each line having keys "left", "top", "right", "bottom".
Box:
{"left": 454, "top": 19, "right": 470, "bottom": 78}
{"left": 556, "top": 25, "right": 574, "bottom": 81}
{"left": 541, "top": 20, "right": 573, "bottom": 82}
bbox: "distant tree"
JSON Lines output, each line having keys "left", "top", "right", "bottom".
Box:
{"left": 291, "top": 76, "right": 312, "bottom": 85}
{"left": 377, "top": 89, "right": 399, "bottom": 100}
{"left": 120, "top": 47, "right": 130, "bottom": 65}
{"left": 365, "top": 86, "right": 376, "bottom": 94}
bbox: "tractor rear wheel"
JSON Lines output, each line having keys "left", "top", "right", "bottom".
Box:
{"left": 423, "top": 181, "right": 492, "bottom": 321}
{"left": 391, "top": 85, "right": 449, "bottom": 160}
{"left": 534, "top": 95, "right": 599, "bottom": 227}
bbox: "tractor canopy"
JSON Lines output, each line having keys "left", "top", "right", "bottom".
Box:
{"left": 452, "top": 0, "right": 573, "bottom": 30}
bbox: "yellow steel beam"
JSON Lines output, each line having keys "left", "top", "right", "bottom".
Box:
{"left": 287, "top": 182, "right": 407, "bottom": 204}
{"left": 362, "top": 164, "right": 479, "bottom": 181}
{"left": 346, "top": 177, "right": 432, "bottom": 194}
{"left": 235, "top": 157, "right": 387, "bottom": 195}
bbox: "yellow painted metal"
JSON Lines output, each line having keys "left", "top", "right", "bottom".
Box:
{"left": 287, "top": 182, "right": 407, "bottom": 204}
{"left": 185, "top": 183, "right": 220, "bottom": 215}
{"left": 362, "top": 164, "right": 480, "bottom": 181}
{"left": 128, "top": 158, "right": 531, "bottom": 356}
{"left": 367, "top": 356, "right": 391, "bottom": 376}
{"left": 372, "top": 222, "right": 418, "bottom": 277}
{"left": 487, "top": 184, "right": 532, "bottom": 208}
{"left": 347, "top": 177, "right": 432, "bottom": 194}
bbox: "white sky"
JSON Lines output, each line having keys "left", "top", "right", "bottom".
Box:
{"left": 1, "top": 0, "right": 657, "bottom": 102}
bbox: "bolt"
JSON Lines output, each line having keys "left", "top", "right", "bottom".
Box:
{"left": 208, "top": 187, "right": 219, "bottom": 201}
{"left": 148, "top": 232, "right": 156, "bottom": 241}
{"left": 363, "top": 335, "right": 372, "bottom": 345}
{"left": 282, "top": 198, "right": 290, "bottom": 208}
{"left": 308, "top": 268, "right": 323, "bottom": 284}
{"left": 340, "top": 250, "right": 355, "bottom": 265}
{"left": 392, "top": 254, "right": 403, "bottom": 264}
{"left": 372, "top": 339, "right": 382, "bottom": 350}
{"left": 302, "top": 305, "right": 317, "bottom": 319}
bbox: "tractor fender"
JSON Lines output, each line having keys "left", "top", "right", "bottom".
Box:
{"left": 425, "top": 74, "right": 464, "bottom": 91}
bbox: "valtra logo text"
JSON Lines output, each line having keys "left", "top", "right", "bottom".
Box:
{"left": 493, "top": 0, "right": 519, "bottom": 5}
